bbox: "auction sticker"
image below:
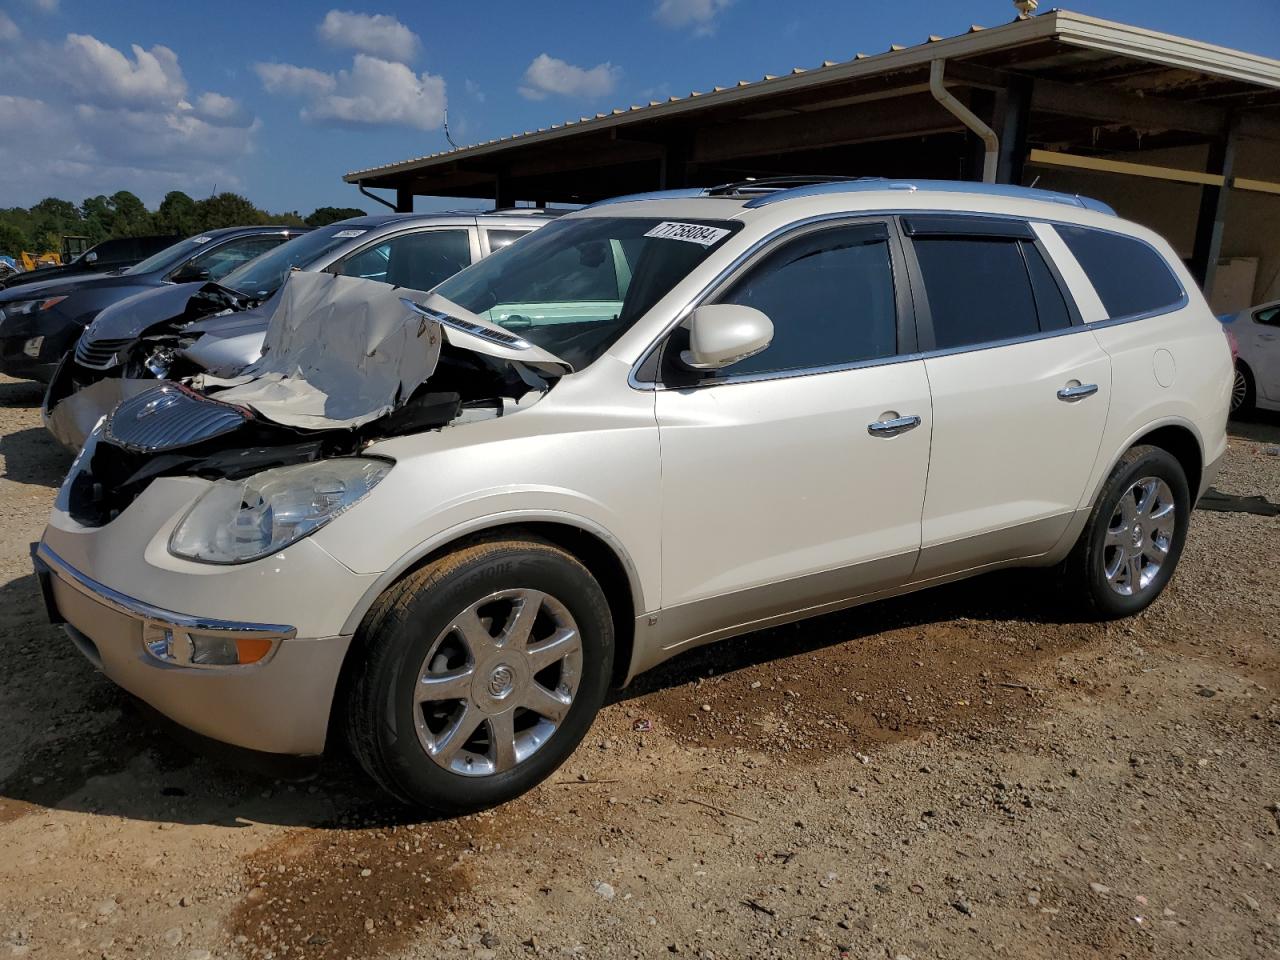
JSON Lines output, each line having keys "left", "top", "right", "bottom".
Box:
{"left": 644, "top": 221, "right": 731, "bottom": 246}
{"left": 332, "top": 229, "right": 368, "bottom": 238}
{"left": 191, "top": 235, "right": 212, "bottom": 244}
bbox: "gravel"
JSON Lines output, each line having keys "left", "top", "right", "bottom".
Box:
{"left": 0, "top": 372, "right": 1276, "bottom": 959}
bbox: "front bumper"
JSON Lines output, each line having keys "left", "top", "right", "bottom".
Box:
{"left": 34, "top": 542, "right": 353, "bottom": 755}
{"left": 0, "top": 315, "right": 80, "bottom": 382}
{"left": 41, "top": 354, "right": 157, "bottom": 452}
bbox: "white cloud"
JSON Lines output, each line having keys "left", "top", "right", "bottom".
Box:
{"left": 317, "top": 9, "right": 419, "bottom": 62}
{"left": 253, "top": 61, "right": 336, "bottom": 97}
{"left": 654, "top": 0, "right": 733, "bottom": 35}
{"left": 257, "top": 54, "right": 445, "bottom": 131}
{"left": 0, "top": 33, "right": 257, "bottom": 205}
{"left": 464, "top": 78, "right": 485, "bottom": 103}
{"left": 0, "top": 12, "right": 19, "bottom": 41}
{"left": 306, "top": 55, "right": 444, "bottom": 130}
{"left": 518, "top": 53, "right": 619, "bottom": 101}
{"left": 62, "top": 34, "right": 186, "bottom": 108}
{"left": 27, "top": 0, "right": 57, "bottom": 12}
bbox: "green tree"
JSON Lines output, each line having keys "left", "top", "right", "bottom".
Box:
{"left": 109, "top": 191, "right": 152, "bottom": 236}
{"left": 193, "top": 192, "right": 265, "bottom": 231}
{"left": 0, "top": 223, "right": 28, "bottom": 257}
{"left": 305, "top": 206, "right": 365, "bottom": 227}
{"left": 155, "top": 191, "right": 198, "bottom": 236}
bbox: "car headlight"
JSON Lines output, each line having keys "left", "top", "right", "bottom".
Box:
{"left": 1, "top": 295, "right": 68, "bottom": 320}
{"left": 169, "top": 458, "right": 391, "bottom": 563}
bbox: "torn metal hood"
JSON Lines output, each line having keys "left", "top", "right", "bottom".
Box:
{"left": 200, "top": 272, "right": 568, "bottom": 431}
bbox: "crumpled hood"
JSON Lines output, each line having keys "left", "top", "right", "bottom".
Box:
{"left": 82, "top": 281, "right": 210, "bottom": 341}
{"left": 200, "top": 272, "right": 569, "bottom": 431}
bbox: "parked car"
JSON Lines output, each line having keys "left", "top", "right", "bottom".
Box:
{"left": 0, "top": 235, "right": 182, "bottom": 292}
{"left": 1221, "top": 298, "right": 1280, "bottom": 415}
{"left": 41, "top": 210, "right": 555, "bottom": 450}
{"left": 0, "top": 227, "right": 307, "bottom": 382}
{"left": 33, "top": 178, "right": 1231, "bottom": 813}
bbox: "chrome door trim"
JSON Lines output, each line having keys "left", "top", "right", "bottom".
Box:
{"left": 868, "top": 414, "right": 921, "bottom": 436}
{"left": 1057, "top": 382, "right": 1100, "bottom": 402}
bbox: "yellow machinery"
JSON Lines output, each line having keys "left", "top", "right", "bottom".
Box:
{"left": 19, "top": 250, "right": 62, "bottom": 271}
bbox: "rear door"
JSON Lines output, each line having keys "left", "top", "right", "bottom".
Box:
{"left": 652, "top": 219, "right": 932, "bottom": 639}
{"left": 335, "top": 227, "right": 476, "bottom": 290}
{"left": 902, "top": 216, "right": 1112, "bottom": 576}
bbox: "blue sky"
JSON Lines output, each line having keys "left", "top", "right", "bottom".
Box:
{"left": 1, "top": 0, "right": 1277, "bottom": 215}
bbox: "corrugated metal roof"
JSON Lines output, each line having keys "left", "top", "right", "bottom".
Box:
{"left": 344, "top": 9, "right": 1280, "bottom": 183}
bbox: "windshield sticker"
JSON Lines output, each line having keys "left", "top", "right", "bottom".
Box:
{"left": 332, "top": 229, "right": 368, "bottom": 239}
{"left": 644, "top": 221, "right": 732, "bottom": 246}
{"left": 191, "top": 235, "right": 212, "bottom": 244}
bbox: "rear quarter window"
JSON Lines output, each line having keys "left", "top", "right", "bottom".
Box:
{"left": 1055, "top": 225, "right": 1183, "bottom": 320}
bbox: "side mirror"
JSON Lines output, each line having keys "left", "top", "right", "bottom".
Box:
{"left": 679, "top": 304, "right": 774, "bottom": 371}
{"left": 172, "top": 265, "right": 211, "bottom": 283}
{"left": 84, "top": 251, "right": 98, "bottom": 264}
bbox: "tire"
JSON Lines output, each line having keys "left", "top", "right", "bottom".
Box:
{"left": 1062, "top": 444, "right": 1191, "bottom": 619}
{"left": 1231, "top": 361, "right": 1255, "bottom": 417}
{"left": 344, "top": 537, "right": 614, "bottom": 814}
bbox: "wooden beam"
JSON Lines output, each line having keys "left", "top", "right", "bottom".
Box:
{"left": 1234, "top": 175, "right": 1280, "bottom": 195}
{"left": 1026, "top": 148, "right": 1225, "bottom": 186}
{"left": 693, "top": 94, "right": 962, "bottom": 163}
{"left": 1030, "top": 77, "right": 1226, "bottom": 135}
{"left": 1193, "top": 117, "right": 1239, "bottom": 289}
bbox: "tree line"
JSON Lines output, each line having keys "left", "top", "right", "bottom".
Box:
{"left": 0, "top": 191, "right": 366, "bottom": 257}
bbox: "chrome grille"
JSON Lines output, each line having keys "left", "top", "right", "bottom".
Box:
{"left": 104, "top": 383, "right": 248, "bottom": 453}
{"left": 75, "top": 335, "right": 134, "bottom": 370}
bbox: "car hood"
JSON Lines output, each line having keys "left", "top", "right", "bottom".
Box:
{"left": 0, "top": 270, "right": 147, "bottom": 302}
{"left": 199, "top": 271, "right": 570, "bottom": 431}
{"left": 82, "top": 281, "right": 213, "bottom": 340}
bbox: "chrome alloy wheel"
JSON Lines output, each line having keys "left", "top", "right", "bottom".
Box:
{"left": 1103, "top": 476, "right": 1176, "bottom": 597}
{"left": 1230, "top": 367, "right": 1248, "bottom": 413}
{"left": 414, "top": 589, "right": 583, "bottom": 777}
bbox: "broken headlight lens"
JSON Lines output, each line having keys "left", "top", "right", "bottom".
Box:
{"left": 169, "top": 458, "right": 391, "bottom": 563}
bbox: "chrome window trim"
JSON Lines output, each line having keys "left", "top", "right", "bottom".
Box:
{"left": 36, "top": 543, "right": 297, "bottom": 638}
{"left": 626, "top": 208, "right": 1184, "bottom": 393}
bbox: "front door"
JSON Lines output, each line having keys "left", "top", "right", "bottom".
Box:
{"left": 653, "top": 221, "right": 932, "bottom": 646}
{"left": 903, "top": 218, "right": 1112, "bottom": 576}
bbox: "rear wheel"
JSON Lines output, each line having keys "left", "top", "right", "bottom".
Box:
{"left": 1063, "top": 445, "right": 1190, "bottom": 619}
{"left": 345, "top": 537, "right": 614, "bottom": 813}
{"left": 1231, "top": 361, "right": 1255, "bottom": 416}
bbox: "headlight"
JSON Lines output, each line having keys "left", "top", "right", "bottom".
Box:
{"left": 169, "top": 458, "right": 391, "bottom": 563}
{"left": 1, "top": 295, "right": 68, "bottom": 319}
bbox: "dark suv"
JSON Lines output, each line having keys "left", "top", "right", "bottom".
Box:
{"left": 0, "top": 226, "right": 306, "bottom": 381}
{"left": 0, "top": 235, "right": 182, "bottom": 292}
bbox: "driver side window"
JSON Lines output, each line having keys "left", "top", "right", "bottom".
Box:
{"left": 665, "top": 224, "right": 899, "bottom": 382}
{"left": 185, "top": 235, "right": 283, "bottom": 281}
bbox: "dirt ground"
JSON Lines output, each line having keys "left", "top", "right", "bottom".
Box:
{"left": 0, "top": 371, "right": 1277, "bottom": 960}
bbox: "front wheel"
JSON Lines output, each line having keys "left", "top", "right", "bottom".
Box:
{"left": 1063, "top": 445, "right": 1191, "bottom": 619}
{"left": 345, "top": 537, "right": 614, "bottom": 814}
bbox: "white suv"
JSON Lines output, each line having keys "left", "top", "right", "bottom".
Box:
{"left": 35, "top": 178, "right": 1232, "bottom": 812}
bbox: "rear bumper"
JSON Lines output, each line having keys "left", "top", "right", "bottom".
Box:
{"left": 34, "top": 543, "right": 351, "bottom": 756}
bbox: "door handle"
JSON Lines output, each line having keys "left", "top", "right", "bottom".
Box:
{"left": 867, "top": 414, "right": 921, "bottom": 437}
{"left": 1057, "top": 383, "right": 1099, "bottom": 402}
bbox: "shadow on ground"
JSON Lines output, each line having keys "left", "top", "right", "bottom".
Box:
{"left": 0, "top": 426, "right": 72, "bottom": 487}
{"left": 0, "top": 561, "right": 1091, "bottom": 829}
{"left": 0, "top": 379, "right": 43, "bottom": 408}
{"left": 1228, "top": 409, "right": 1280, "bottom": 444}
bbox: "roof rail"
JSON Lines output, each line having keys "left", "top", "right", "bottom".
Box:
{"left": 703, "top": 175, "right": 879, "bottom": 197}
{"left": 743, "top": 178, "right": 1117, "bottom": 214}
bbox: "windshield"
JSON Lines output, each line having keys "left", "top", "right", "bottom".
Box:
{"left": 220, "top": 223, "right": 367, "bottom": 297}
{"left": 124, "top": 235, "right": 215, "bottom": 276}
{"left": 434, "top": 216, "right": 741, "bottom": 369}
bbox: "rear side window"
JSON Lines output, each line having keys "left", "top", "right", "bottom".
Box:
{"left": 716, "top": 224, "right": 898, "bottom": 376}
{"left": 913, "top": 238, "right": 1038, "bottom": 349}
{"left": 1255, "top": 305, "right": 1280, "bottom": 327}
{"left": 1056, "top": 226, "right": 1183, "bottom": 320}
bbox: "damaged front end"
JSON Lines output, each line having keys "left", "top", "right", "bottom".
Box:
{"left": 43, "top": 281, "right": 262, "bottom": 451}
{"left": 61, "top": 272, "right": 568, "bottom": 531}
